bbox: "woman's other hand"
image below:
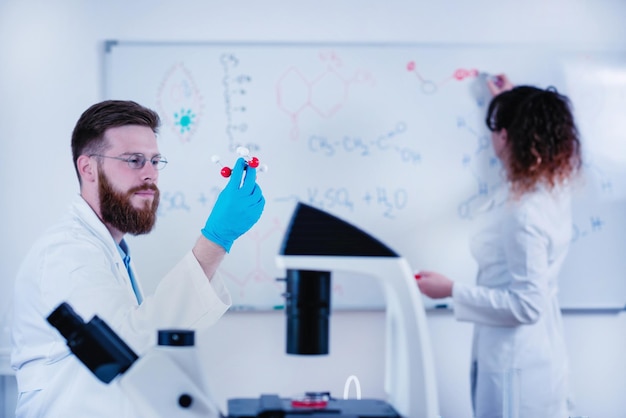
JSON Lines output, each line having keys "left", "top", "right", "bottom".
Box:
{"left": 415, "top": 270, "right": 454, "bottom": 299}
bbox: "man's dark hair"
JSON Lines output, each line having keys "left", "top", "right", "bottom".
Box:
{"left": 71, "top": 100, "right": 161, "bottom": 183}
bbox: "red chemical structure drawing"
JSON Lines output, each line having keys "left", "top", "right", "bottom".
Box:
{"left": 276, "top": 51, "right": 375, "bottom": 140}
{"left": 406, "top": 60, "right": 480, "bottom": 95}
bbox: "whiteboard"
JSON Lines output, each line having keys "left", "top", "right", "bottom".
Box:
{"left": 104, "top": 41, "right": 626, "bottom": 310}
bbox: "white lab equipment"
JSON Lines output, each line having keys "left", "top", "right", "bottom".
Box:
{"left": 47, "top": 202, "right": 439, "bottom": 417}
{"left": 274, "top": 202, "right": 440, "bottom": 418}
{"left": 46, "top": 303, "right": 220, "bottom": 418}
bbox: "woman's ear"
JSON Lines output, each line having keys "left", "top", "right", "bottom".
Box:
{"left": 500, "top": 128, "right": 508, "bottom": 142}
{"left": 491, "top": 128, "right": 508, "bottom": 161}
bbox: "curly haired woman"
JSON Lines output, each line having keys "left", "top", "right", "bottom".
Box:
{"left": 417, "top": 74, "right": 582, "bottom": 418}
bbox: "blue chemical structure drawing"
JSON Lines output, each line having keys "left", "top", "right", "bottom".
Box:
{"left": 455, "top": 113, "right": 503, "bottom": 220}
{"left": 156, "top": 62, "right": 204, "bottom": 143}
{"left": 221, "top": 53, "right": 260, "bottom": 153}
{"left": 362, "top": 187, "right": 409, "bottom": 219}
{"left": 275, "top": 186, "right": 408, "bottom": 220}
{"left": 157, "top": 191, "right": 192, "bottom": 217}
{"left": 307, "top": 121, "right": 421, "bottom": 165}
{"left": 583, "top": 159, "right": 615, "bottom": 196}
{"left": 156, "top": 186, "right": 223, "bottom": 217}
{"left": 456, "top": 115, "right": 491, "bottom": 156}
{"left": 276, "top": 51, "right": 375, "bottom": 140}
{"left": 571, "top": 215, "right": 606, "bottom": 243}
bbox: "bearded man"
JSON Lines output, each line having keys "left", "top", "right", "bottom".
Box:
{"left": 10, "top": 100, "right": 265, "bottom": 417}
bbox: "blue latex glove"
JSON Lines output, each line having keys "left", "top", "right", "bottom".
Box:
{"left": 201, "top": 157, "right": 265, "bottom": 252}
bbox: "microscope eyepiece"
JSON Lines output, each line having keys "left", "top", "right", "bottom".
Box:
{"left": 47, "top": 302, "right": 138, "bottom": 384}
{"left": 47, "top": 302, "right": 85, "bottom": 341}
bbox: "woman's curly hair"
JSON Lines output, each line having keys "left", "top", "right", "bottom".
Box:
{"left": 485, "top": 86, "right": 582, "bottom": 197}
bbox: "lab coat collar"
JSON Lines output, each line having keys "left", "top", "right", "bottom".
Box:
{"left": 70, "top": 194, "right": 120, "bottom": 248}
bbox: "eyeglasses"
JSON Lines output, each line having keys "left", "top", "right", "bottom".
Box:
{"left": 90, "top": 153, "right": 168, "bottom": 170}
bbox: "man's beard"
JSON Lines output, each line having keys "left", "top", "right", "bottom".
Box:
{"left": 98, "top": 170, "right": 160, "bottom": 235}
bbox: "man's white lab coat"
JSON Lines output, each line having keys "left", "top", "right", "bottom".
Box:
{"left": 453, "top": 185, "right": 572, "bottom": 418}
{"left": 11, "top": 195, "right": 232, "bottom": 417}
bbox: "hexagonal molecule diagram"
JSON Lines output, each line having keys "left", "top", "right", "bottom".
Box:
{"left": 276, "top": 52, "right": 374, "bottom": 140}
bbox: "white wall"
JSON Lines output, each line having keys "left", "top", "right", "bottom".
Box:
{"left": 1, "top": 1, "right": 625, "bottom": 417}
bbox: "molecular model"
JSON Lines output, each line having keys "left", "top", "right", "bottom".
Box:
{"left": 211, "top": 146, "right": 267, "bottom": 178}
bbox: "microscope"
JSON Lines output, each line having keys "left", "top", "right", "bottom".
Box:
{"left": 47, "top": 202, "right": 439, "bottom": 417}
{"left": 229, "top": 203, "right": 439, "bottom": 417}
{"left": 47, "top": 302, "right": 222, "bottom": 417}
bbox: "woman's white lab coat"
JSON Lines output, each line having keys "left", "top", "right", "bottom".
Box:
{"left": 452, "top": 185, "right": 572, "bottom": 418}
{"left": 11, "top": 195, "right": 232, "bottom": 417}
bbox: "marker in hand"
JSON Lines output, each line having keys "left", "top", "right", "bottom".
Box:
{"left": 483, "top": 72, "right": 514, "bottom": 96}
{"left": 491, "top": 75, "right": 505, "bottom": 88}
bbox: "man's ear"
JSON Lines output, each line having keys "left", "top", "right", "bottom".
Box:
{"left": 77, "top": 155, "right": 97, "bottom": 183}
